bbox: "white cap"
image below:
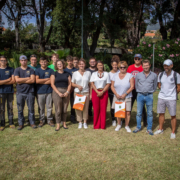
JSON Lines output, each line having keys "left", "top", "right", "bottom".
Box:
{"left": 163, "top": 59, "right": 173, "bottom": 66}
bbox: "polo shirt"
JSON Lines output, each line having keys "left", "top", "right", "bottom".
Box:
{"left": 158, "top": 70, "right": 180, "bottom": 100}
{"left": 0, "top": 67, "right": 14, "bottom": 93}
{"left": 35, "top": 67, "right": 53, "bottom": 94}
{"left": 135, "top": 71, "right": 157, "bottom": 93}
{"left": 14, "top": 67, "right": 35, "bottom": 94}
{"left": 48, "top": 64, "right": 56, "bottom": 71}
{"left": 71, "top": 71, "right": 91, "bottom": 93}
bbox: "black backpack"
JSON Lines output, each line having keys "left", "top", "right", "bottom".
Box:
{"left": 159, "top": 71, "right": 178, "bottom": 100}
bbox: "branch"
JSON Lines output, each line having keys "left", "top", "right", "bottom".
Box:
{"left": 0, "top": 0, "right": 6, "bottom": 10}
{"left": 6, "top": 1, "right": 16, "bottom": 19}
{"left": 1, "top": 9, "right": 14, "bottom": 21}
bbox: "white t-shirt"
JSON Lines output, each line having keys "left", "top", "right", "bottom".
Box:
{"left": 71, "top": 71, "right": 91, "bottom": 93}
{"left": 109, "top": 70, "right": 120, "bottom": 81}
{"left": 158, "top": 70, "right": 180, "bottom": 100}
{"left": 112, "top": 73, "right": 133, "bottom": 98}
{"left": 90, "top": 71, "right": 111, "bottom": 89}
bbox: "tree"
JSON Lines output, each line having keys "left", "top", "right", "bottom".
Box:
{"left": 1, "top": 0, "right": 32, "bottom": 49}
{"left": 31, "top": 0, "right": 56, "bottom": 52}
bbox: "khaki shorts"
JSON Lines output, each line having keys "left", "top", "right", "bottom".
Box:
{"left": 112, "top": 96, "right": 132, "bottom": 111}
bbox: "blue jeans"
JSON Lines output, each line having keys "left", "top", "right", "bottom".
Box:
{"left": 136, "top": 93, "right": 153, "bottom": 130}
{"left": 16, "top": 92, "right": 35, "bottom": 126}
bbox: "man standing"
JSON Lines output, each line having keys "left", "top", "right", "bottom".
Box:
{"left": 28, "top": 54, "right": 40, "bottom": 70}
{"left": 133, "top": 60, "right": 157, "bottom": 135}
{"left": 35, "top": 57, "right": 54, "bottom": 127}
{"left": 0, "top": 56, "right": 15, "bottom": 131}
{"left": 73, "top": 57, "right": 79, "bottom": 69}
{"left": 48, "top": 54, "right": 59, "bottom": 71}
{"left": 14, "top": 55, "right": 37, "bottom": 130}
{"left": 127, "top": 54, "right": 147, "bottom": 126}
{"left": 86, "top": 57, "right": 97, "bottom": 118}
{"left": 154, "top": 59, "right": 180, "bottom": 139}
{"left": 64, "top": 55, "right": 78, "bottom": 123}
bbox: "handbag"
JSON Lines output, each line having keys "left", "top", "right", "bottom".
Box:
{"left": 73, "top": 94, "right": 86, "bottom": 111}
{"left": 114, "top": 101, "right": 126, "bottom": 118}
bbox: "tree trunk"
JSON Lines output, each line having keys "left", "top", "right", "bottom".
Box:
{"left": 40, "top": 42, "right": 45, "bottom": 52}
{"left": 83, "top": 31, "right": 91, "bottom": 58}
{"left": 15, "top": 20, "right": 19, "bottom": 50}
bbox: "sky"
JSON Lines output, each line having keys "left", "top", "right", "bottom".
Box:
{"left": 2, "top": 12, "right": 160, "bottom": 30}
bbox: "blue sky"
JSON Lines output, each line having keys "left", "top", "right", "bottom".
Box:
{"left": 2, "top": 13, "right": 160, "bottom": 30}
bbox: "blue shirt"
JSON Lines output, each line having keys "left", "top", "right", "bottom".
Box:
{"left": 0, "top": 67, "right": 14, "bottom": 93}
{"left": 64, "top": 67, "right": 78, "bottom": 77}
{"left": 14, "top": 67, "right": 35, "bottom": 94}
{"left": 28, "top": 64, "right": 41, "bottom": 71}
{"left": 35, "top": 67, "right": 53, "bottom": 94}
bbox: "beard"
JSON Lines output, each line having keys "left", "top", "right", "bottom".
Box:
{"left": 90, "top": 65, "right": 96, "bottom": 68}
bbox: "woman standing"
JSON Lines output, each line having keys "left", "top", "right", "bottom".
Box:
{"left": 72, "top": 58, "right": 91, "bottom": 129}
{"left": 51, "top": 59, "right": 71, "bottom": 131}
{"left": 109, "top": 60, "right": 120, "bottom": 126}
{"left": 90, "top": 61, "right": 111, "bottom": 129}
{"left": 111, "top": 61, "right": 134, "bottom": 132}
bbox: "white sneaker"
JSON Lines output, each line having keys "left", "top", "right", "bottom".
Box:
{"left": 125, "top": 126, "right": 131, "bottom": 133}
{"left": 83, "top": 123, "right": 88, "bottom": 129}
{"left": 154, "top": 129, "right": 164, "bottom": 135}
{"left": 78, "top": 123, "right": 82, "bottom": 129}
{"left": 170, "top": 133, "right": 176, "bottom": 139}
{"left": 115, "top": 125, "right": 121, "bottom": 131}
{"left": 112, "top": 120, "right": 116, "bottom": 126}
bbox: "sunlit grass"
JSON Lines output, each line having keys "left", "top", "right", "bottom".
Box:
{"left": 0, "top": 91, "right": 180, "bottom": 179}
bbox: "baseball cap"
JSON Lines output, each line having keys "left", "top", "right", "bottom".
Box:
{"left": 163, "top": 59, "right": 173, "bottom": 66}
{"left": 19, "top": 55, "right": 27, "bottom": 60}
{"left": 134, "top": 54, "right": 142, "bottom": 58}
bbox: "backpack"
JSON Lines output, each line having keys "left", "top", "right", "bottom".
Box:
{"left": 159, "top": 71, "right": 178, "bottom": 100}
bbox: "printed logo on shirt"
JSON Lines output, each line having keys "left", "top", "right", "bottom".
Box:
{"left": 26, "top": 71, "right": 30, "bottom": 75}
{"left": 131, "top": 70, "right": 140, "bottom": 77}
{"left": 170, "top": 77, "right": 174, "bottom": 82}
{"left": 5, "top": 71, "right": 10, "bottom": 75}
{"left": 45, "top": 72, "right": 49, "bottom": 77}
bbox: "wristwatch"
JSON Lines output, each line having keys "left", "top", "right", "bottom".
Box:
{"left": 126, "top": 92, "right": 128, "bottom": 96}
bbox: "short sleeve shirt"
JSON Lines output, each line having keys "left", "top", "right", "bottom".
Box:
{"left": 48, "top": 64, "right": 56, "bottom": 71}
{"left": 35, "top": 67, "right": 54, "bottom": 94}
{"left": 14, "top": 67, "right": 35, "bottom": 94}
{"left": 0, "top": 67, "right": 14, "bottom": 93}
{"left": 109, "top": 70, "right": 120, "bottom": 81}
{"left": 72, "top": 71, "right": 91, "bottom": 93}
{"left": 90, "top": 71, "right": 111, "bottom": 89}
{"left": 28, "top": 64, "right": 41, "bottom": 70}
{"left": 54, "top": 71, "right": 70, "bottom": 88}
{"left": 158, "top": 70, "right": 180, "bottom": 100}
{"left": 112, "top": 73, "right": 133, "bottom": 98}
{"left": 86, "top": 68, "right": 96, "bottom": 74}
{"left": 64, "top": 67, "right": 78, "bottom": 77}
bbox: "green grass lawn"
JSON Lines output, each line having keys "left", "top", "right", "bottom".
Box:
{"left": 1, "top": 91, "right": 180, "bottom": 179}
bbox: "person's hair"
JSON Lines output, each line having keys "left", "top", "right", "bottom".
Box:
{"left": 111, "top": 55, "right": 120, "bottom": 63}
{"left": 118, "top": 61, "right": 128, "bottom": 69}
{"left": 51, "top": 53, "right": 59, "bottom": 59}
{"left": 0, "top": 55, "right": 7, "bottom": 60}
{"left": 55, "top": 59, "right": 66, "bottom": 70}
{"left": 89, "top": 57, "right": 96, "bottom": 62}
{"left": 96, "top": 60, "right": 104, "bottom": 70}
{"left": 66, "top": 55, "right": 73, "bottom": 61}
{"left": 30, "top": 54, "right": 37, "bottom": 59}
{"left": 79, "top": 58, "right": 86, "bottom": 64}
{"left": 40, "top": 56, "right": 48, "bottom": 61}
{"left": 111, "top": 59, "right": 118, "bottom": 64}
{"left": 73, "top": 56, "right": 79, "bottom": 61}
{"left": 142, "top": 59, "right": 151, "bottom": 65}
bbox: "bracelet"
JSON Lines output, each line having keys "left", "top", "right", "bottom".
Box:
{"left": 126, "top": 92, "right": 128, "bottom": 95}
{"left": 66, "top": 91, "right": 69, "bottom": 94}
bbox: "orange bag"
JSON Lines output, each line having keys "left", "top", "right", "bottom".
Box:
{"left": 73, "top": 94, "right": 86, "bottom": 111}
{"left": 114, "top": 101, "right": 126, "bottom": 118}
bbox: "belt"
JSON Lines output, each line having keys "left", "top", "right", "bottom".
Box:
{"left": 97, "top": 88, "right": 103, "bottom": 90}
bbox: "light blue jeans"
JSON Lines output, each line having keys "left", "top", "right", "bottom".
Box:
{"left": 136, "top": 93, "right": 153, "bottom": 130}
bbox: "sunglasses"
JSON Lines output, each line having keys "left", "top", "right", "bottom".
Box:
{"left": 120, "top": 67, "right": 126, "bottom": 69}
{"left": 134, "top": 58, "right": 141, "bottom": 60}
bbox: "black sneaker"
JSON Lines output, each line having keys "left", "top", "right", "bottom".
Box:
{"left": 17, "top": 125, "right": 24, "bottom": 130}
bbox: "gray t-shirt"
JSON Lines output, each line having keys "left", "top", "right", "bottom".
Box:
{"left": 158, "top": 70, "right": 180, "bottom": 100}
{"left": 112, "top": 73, "right": 133, "bottom": 98}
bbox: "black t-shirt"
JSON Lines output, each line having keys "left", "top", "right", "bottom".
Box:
{"left": 86, "top": 68, "right": 96, "bottom": 74}
{"left": 14, "top": 67, "right": 35, "bottom": 94}
{"left": 0, "top": 67, "right": 14, "bottom": 93}
{"left": 54, "top": 71, "right": 70, "bottom": 88}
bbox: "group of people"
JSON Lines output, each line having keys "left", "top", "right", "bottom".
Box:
{"left": 0, "top": 53, "right": 179, "bottom": 139}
